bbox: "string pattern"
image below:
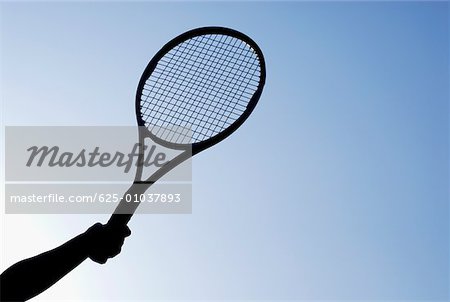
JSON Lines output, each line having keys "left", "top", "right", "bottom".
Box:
{"left": 140, "top": 34, "right": 261, "bottom": 144}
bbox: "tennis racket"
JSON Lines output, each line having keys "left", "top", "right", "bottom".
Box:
{"left": 108, "top": 26, "right": 266, "bottom": 226}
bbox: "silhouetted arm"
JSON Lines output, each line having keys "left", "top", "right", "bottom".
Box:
{"left": 0, "top": 223, "right": 130, "bottom": 301}
{"left": 0, "top": 231, "right": 89, "bottom": 301}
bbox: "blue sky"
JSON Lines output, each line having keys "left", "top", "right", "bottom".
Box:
{"left": 1, "top": 1, "right": 449, "bottom": 301}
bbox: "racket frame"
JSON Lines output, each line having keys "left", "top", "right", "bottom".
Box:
{"left": 136, "top": 26, "right": 266, "bottom": 153}
{"left": 108, "top": 27, "right": 266, "bottom": 226}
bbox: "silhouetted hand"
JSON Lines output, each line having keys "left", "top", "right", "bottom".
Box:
{"left": 84, "top": 222, "right": 131, "bottom": 264}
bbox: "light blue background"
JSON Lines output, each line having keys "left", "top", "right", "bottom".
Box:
{"left": 1, "top": 1, "right": 448, "bottom": 301}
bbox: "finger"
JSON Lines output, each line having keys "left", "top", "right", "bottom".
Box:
{"left": 104, "top": 237, "right": 125, "bottom": 248}
{"left": 113, "top": 225, "right": 131, "bottom": 237}
{"left": 90, "top": 254, "right": 108, "bottom": 264}
{"left": 123, "top": 226, "right": 131, "bottom": 237}
{"left": 105, "top": 224, "right": 131, "bottom": 238}
{"left": 109, "top": 247, "right": 122, "bottom": 258}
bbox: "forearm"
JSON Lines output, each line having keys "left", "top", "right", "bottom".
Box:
{"left": 0, "top": 232, "right": 89, "bottom": 301}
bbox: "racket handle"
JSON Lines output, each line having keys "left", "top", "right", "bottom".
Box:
{"left": 107, "top": 182, "right": 152, "bottom": 227}
{"left": 107, "top": 213, "right": 133, "bottom": 226}
{"left": 107, "top": 152, "right": 191, "bottom": 227}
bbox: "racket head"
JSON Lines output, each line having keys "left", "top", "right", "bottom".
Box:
{"left": 135, "top": 26, "right": 266, "bottom": 153}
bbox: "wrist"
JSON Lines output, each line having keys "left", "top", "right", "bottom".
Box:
{"left": 82, "top": 223, "right": 103, "bottom": 257}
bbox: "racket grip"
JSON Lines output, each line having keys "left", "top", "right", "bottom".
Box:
{"left": 107, "top": 213, "right": 133, "bottom": 226}
{"left": 107, "top": 182, "right": 152, "bottom": 227}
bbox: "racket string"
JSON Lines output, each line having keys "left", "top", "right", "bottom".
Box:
{"left": 150, "top": 37, "right": 203, "bottom": 140}
{"left": 163, "top": 34, "right": 226, "bottom": 143}
{"left": 202, "top": 37, "right": 260, "bottom": 134}
{"left": 140, "top": 33, "right": 261, "bottom": 144}
{"left": 147, "top": 36, "right": 258, "bottom": 118}
{"left": 214, "top": 50, "right": 261, "bottom": 132}
{"left": 145, "top": 36, "right": 256, "bottom": 109}
{"left": 153, "top": 36, "right": 207, "bottom": 142}
{"left": 144, "top": 45, "right": 256, "bottom": 132}
{"left": 165, "top": 34, "right": 243, "bottom": 142}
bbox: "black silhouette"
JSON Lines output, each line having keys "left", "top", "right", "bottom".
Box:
{"left": 1, "top": 26, "right": 266, "bottom": 301}
{"left": 0, "top": 222, "right": 130, "bottom": 301}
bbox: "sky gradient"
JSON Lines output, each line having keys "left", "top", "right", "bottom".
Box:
{"left": 1, "top": 1, "right": 449, "bottom": 301}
